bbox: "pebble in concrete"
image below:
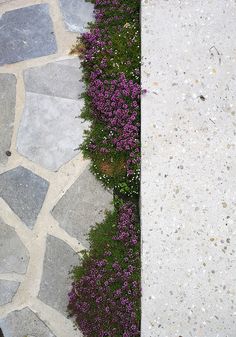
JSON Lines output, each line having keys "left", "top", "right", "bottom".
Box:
{"left": 0, "top": 166, "right": 49, "bottom": 229}
{"left": 0, "top": 4, "right": 57, "bottom": 65}
{"left": 38, "top": 235, "right": 79, "bottom": 316}
{"left": 0, "top": 307, "right": 55, "bottom": 337}
{"left": 0, "top": 218, "right": 29, "bottom": 274}
{"left": 58, "top": 0, "right": 94, "bottom": 33}
{"left": 17, "top": 58, "right": 89, "bottom": 171}
{"left": 0, "top": 280, "right": 20, "bottom": 305}
{"left": 0, "top": 74, "right": 16, "bottom": 166}
{"left": 52, "top": 167, "right": 113, "bottom": 248}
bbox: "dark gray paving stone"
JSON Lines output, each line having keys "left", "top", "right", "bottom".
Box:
{"left": 24, "top": 58, "right": 84, "bottom": 100}
{"left": 58, "top": 0, "right": 94, "bottom": 33}
{"left": 17, "top": 93, "right": 88, "bottom": 171}
{"left": 0, "top": 74, "right": 16, "bottom": 165}
{"left": 0, "top": 280, "right": 20, "bottom": 305}
{"left": 0, "top": 218, "right": 29, "bottom": 274}
{"left": 0, "top": 4, "right": 57, "bottom": 65}
{"left": 51, "top": 168, "right": 113, "bottom": 249}
{"left": 38, "top": 235, "right": 79, "bottom": 316}
{"left": 0, "top": 307, "right": 55, "bottom": 337}
{"left": 0, "top": 166, "right": 49, "bottom": 229}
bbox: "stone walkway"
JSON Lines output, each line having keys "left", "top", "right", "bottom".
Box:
{"left": 0, "top": 1, "right": 112, "bottom": 336}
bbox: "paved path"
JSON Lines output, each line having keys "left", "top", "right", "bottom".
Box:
{"left": 0, "top": 1, "right": 112, "bottom": 336}
{"left": 142, "top": 0, "right": 236, "bottom": 336}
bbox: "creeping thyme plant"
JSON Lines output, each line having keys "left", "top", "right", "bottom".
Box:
{"left": 68, "top": 0, "right": 141, "bottom": 336}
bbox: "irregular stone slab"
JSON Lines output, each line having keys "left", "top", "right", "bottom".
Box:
{"left": 0, "top": 166, "right": 49, "bottom": 229}
{"left": 23, "top": 58, "right": 84, "bottom": 100}
{"left": 52, "top": 168, "right": 113, "bottom": 248}
{"left": 0, "top": 307, "right": 55, "bottom": 337}
{"left": 17, "top": 93, "right": 88, "bottom": 171}
{"left": 58, "top": 0, "right": 94, "bottom": 33}
{"left": 38, "top": 235, "right": 79, "bottom": 316}
{"left": 0, "top": 4, "right": 57, "bottom": 65}
{"left": 0, "top": 280, "right": 20, "bottom": 305}
{"left": 0, "top": 74, "right": 16, "bottom": 165}
{"left": 0, "top": 218, "right": 29, "bottom": 274}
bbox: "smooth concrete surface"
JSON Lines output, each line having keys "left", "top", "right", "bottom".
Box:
{"left": 141, "top": 1, "right": 236, "bottom": 336}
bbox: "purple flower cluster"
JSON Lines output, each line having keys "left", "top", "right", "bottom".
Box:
{"left": 68, "top": 203, "right": 140, "bottom": 337}
{"left": 88, "top": 72, "right": 140, "bottom": 173}
{"left": 80, "top": 0, "right": 141, "bottom": 178}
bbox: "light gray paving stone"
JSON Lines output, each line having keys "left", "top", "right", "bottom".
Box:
{"left": 23, "top": 59, "right": 84, "bottom": 100}
{"left": 17, "top": 93, "right": 89, "bottom": 171}
{"left": 0, "top": 74, "right": 16, "bottom": 165}
{"left": 0, "top": 4, "right": 57, "bottom": 66}
{"left": 58, "top": 0, "right": 94, "bottom": 33}
{"left": 0, "top": 280, "right": 20, "bottom": 305}
{"left": 0, "top": 166, "right": 49, "bottom": 229}
{"left": 52, "top": 167, "right": 113, "bottom": 249}
{"left": 38, "top": 235, "right": 79, "bottom": 316}
{"left": 0, "top": 307, "right": 55, "bottom": 337}
{"left": 0, "top": 218, "right": 29, "bottom": 274}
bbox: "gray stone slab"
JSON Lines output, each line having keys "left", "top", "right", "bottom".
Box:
{"left": 38, "top": 235, "right": 79, "bottom": 316}
{"left": 58, "top": 0, "right": 94, "bottom": 33}
{"left": 52, "top": 167, "right": 113, "bottom": 249}
{"left": 0, "top": 280, "right": 20, "bottom": 305}
{"left": 0, "top": 218, "right": 29, "bottom": 274}
{"left": 0, "top": 74, "right": 16, "bottom": 165}
{"left": 17, "top": 93, "right": 89, "bottom": 171}
{"left": 0, "top": 4, "right": 57, "bottom": 66}
{"left": 24, "top": 59, "right": 84, "bottom": 100}
{"left": 142, "top": 1, "right": 236, "bottom": 336}
{"left": 0, "top": 307, "right": 55, "bottom": 337}
{"left": 0, "top": 166, "right": 49, "bottom": 229}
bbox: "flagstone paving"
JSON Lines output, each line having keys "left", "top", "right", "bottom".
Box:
{"left": 52, "top": 168, "right": 113, "bottom": 249}
{"left": 0, "top": 281, "right": 19, "bottom": 306}
{"left": 0, "top": 74, "right": 16, "bottom": 166}
{"left": 0, "top": 4, "right": 57, "bottom": 66}
{"left": 0, "top": 0, "right": 111, "bottom": 336}
{"left": 0, "top": 218, "right": 29, "bottom": 274}
{"left": 59, "top": 0, "right": 94, "bottom": 33}
{"left": 0, "top": 166, "right": 49, "bottom": 229}
{"left": 0, "top": 308, "right": 55, "bottom": 337}
{"left": 38, "top": 235, "right": 79, "bottom": 316}
{"left": 17, "top": 58, "right": 88, "bottom": 171}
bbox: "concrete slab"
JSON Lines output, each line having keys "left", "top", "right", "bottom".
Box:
{"left": 142, "top": 1, "right": 236, "bottom": 336}
{"left": 0, "top": 280, "right": 20, "bottom": 305}
{"left": 52, "top": 167, "right": 113, "bottom": 248}
{"left": 0, "top": 218, "right": 29, "bottom": 274}
{"left": 0, "top": 4, "right": 57, "bottom": 65}
{"left": 0, "top": 166, "right": 49, "bottom": 229}
{"left": 38, "top": 235, "right": 79, "bottom": 316}
{"left": 24, "top": 59, "right": 84, "bottom": 100}
{"left": 17, "top": 93, "right": 88, "bottom": 171}
{"left": 58, "top": 0, "right": 94, "bottom": 33}
{"left": 0, "top": 74, "right": 16, "bottom": 165}
{"left": 0, "top": 307, "right": 55, "bottom": 337}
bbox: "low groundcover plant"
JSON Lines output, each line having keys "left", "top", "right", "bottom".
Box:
{"left": 68, "top": 203, "right": 140, "bottom": 336}
{"left": 68, "top": 0, "right": 141, "bottom": 336}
